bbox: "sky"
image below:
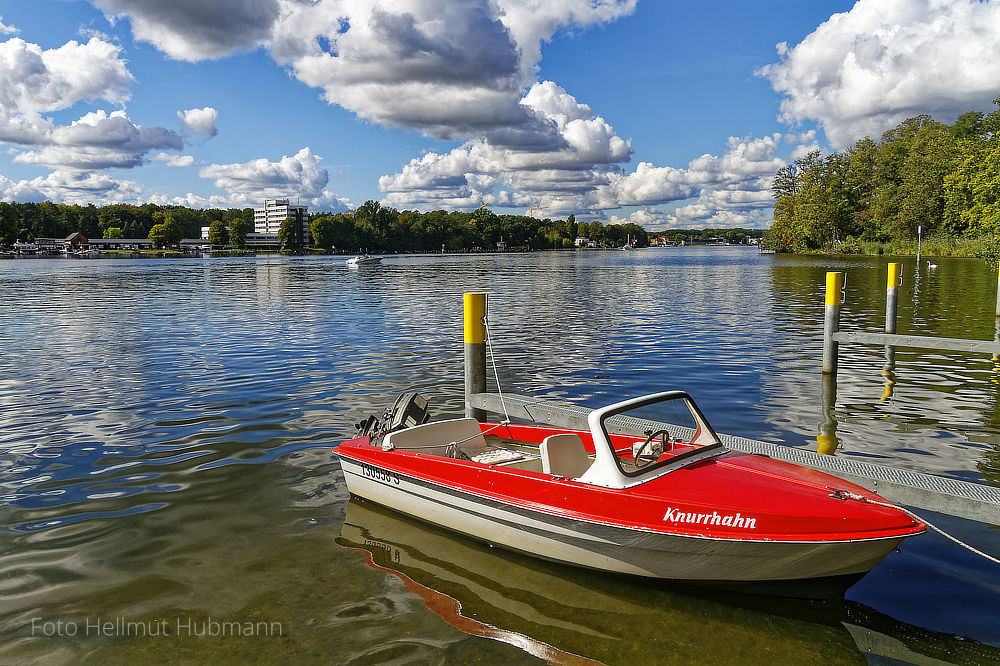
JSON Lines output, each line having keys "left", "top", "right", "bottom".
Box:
{"left": 1, "top": 0, "right": 999, "bottom": 229}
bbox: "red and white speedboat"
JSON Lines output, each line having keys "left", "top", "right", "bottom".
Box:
{"left": 335, "top": 391, "right": 925, "bottom": 592}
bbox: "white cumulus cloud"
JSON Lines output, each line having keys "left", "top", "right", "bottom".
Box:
{"left": 92, "top": 0, "right": 280, "bottom": 61}
{"left": 0, "top": 36, "right": 132, "bottom": 117}
{"left": 14, "top": 109, "right": 182, "bottom": 170}
{"left": 381, "top": 131, "right": 790, "bottom": 223}
{"left": 178, "top": 107, "right": 218, "bottom": 138}
{"left": 197, "top": 146, "right": 350, "bottom": 210}
{"left": 154, "top": 152, "right": 197, "bottom": 167}
{"left": 379, "top": 81, "right": 629, "bottom": 211}
{"left": 758, "top": 0, "right": 1000, "bottom": 148}
{"left": 0, "top": 173, "right": 44, "bottom": 202}
{"left": 0, "top": 34, "right": 182, "bottom": 173}
{"left": 92, "top": 0, "right": 637, "bottom": 146}
{"left": 1, "top": 170, "right": 145, "bottom": 205}
{"left": 0, "top": 16, "right": 19, "bottom": 36}
{"left": 590, "top": 134, "right": 784, "bottom": 212}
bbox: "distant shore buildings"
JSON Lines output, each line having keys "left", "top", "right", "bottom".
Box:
{"left": 200, "top": 198, "right": 310, "bottom": 248}
{"left": 254, "top": 199, "right": 308, "bottom": 245}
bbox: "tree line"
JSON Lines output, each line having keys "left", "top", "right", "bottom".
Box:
{"left": 0, "top": 198, "right": 652, "bottom": 252}
{"left": 296, "top": 203, "right": 655, "bottom": 252}
{"left": 767, "top": 99, "right": 1000, "bottom": 252}
{"left": 1, "top": 196, "right": 762, "bottom": 253}
{"left": 0, "top": 201, "right": 254, "bottom": 247}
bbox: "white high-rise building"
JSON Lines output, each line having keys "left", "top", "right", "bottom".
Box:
{"left": 253, "top": 199, "right": 309, "bottom": 243}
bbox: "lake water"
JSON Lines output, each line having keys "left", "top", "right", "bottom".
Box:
{"left": 0, "top": 248, "right": 998, "bottom": 664}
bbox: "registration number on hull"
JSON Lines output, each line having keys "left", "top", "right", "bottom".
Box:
{"left": 359, "top": 461, "right": 400, "bottom": 485}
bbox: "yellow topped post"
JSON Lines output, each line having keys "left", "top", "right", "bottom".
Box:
{"left": 885, "top": 262, "right": 900, "bottom": 334}
{"left": 887, "top": 262, "right": 901, "bottom": 289}
{"left": 464, "top": 292, "right": 487, "bottom": 344}
{"left": 823, "top": 272, "right": 844, "bottom": 374}
{"left": 464, "top": 293, "right": 487, "bottom": 420}
{"left": 825, "top": 271, "right": 844, "bottom": 306}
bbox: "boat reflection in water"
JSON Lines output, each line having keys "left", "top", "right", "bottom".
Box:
{"left": 337, "top": 499, "right": 994, "bottom": 664}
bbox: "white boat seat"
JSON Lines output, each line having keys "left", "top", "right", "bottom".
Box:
{"left": 540, "top": 433, "right": 591, "bottom": 478}
{"left": 382, "top": 418, "right": 487, "bottom": 457}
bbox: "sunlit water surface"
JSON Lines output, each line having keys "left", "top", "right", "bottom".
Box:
{"left": 0, "top": 249, "right": 998, "bottom": 664}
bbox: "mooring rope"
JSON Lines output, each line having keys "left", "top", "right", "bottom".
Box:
{"left": 483, "top": 295, "right": 511, "bottom": 425}
{"left": 834, "top": 489, "right": 999, "bottom": 564}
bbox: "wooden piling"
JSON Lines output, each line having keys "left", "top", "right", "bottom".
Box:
{"left": 464, "top": 292, "right": 487, "bottom": 420}
{"left": 822, "top": 272, "right": 844, "bottom": 374}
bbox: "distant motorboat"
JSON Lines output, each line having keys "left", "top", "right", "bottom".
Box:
{"left": 346, "top": 254, "right": 381, "bottom": 266}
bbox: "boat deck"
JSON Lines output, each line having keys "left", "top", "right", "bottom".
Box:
{"left": 469, "top": 392, "right": 1000, "bottom": 524}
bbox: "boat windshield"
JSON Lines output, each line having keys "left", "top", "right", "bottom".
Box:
{"left": 599, "top": 392, "right": 724, "bottom": 477}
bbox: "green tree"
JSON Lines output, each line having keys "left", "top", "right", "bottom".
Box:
{"left": 944, "top": 99, "right": 1000, "bottom": 235}
{"left": 845, "top": 137, "right": 879, "bottom": 237}
{"left": 566, "top": 213, "right": 577, "bottom": 239}
{"left": 168, "top": 206, "right": 203, "bottom": 239}
{"left": 872, "top": 115, "right": 957, "bottom": 239}
{"left": 353, "top": 200, "right": 399, "bottom": 250}
{"left": 208, "top": 220, "right": 228, "bottom": 247}
{"left": 278, "top": 216, "right": 300, "bottom": 249}
{"left": 309, "top": 216, "right": 338, "bottom": 250}
{"left": 229, "top": 215, "right": 252, "bottom": 248}
{"left": 769, "top": 150, "right": 855, "bottom": 251}
{"left": 103, "top": 227, "right": 124, "bottom": 239}
{"left": 963, "top": 139, "right": 1000, "bottom": 235}
{"left": 148, "top": 215, "right": 183, "bottom": 248}
{"left": 950, "top": 111, "right": 985, "bottom": 141}
{"left": 148, "top": 224, "right": 169, "bottom": 248}
{"left": 0, "top": 202, "right": 17, "bottom": 246}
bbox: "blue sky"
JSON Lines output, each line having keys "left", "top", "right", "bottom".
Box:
{"left": 1, "top": 1, "right": 998, "bottom": 228}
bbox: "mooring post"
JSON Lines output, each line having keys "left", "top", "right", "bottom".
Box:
{"left": 995, "top": 266, "right": 1000, "bottom": 319}
{"left": 822, "top": 272, "right": 844, "bottom": 374}
{"left": 464, "top": 292, "right": 488, "bottom": 420}
{"left": 885, "top": 262, "right": 900, "bottom": 334}
{"left": 994, "top": 267, "right": 1000, "bottom": 363}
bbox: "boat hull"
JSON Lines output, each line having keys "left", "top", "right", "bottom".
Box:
{"left": 338, "top": 456, "right": 908, "bottom": 584}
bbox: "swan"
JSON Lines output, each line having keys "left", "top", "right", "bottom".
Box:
{"left": 927, "top": 260, "right": 938, "bottom": 269}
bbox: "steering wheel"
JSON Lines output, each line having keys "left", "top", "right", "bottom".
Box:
{"left": 633, "top": 429, "right": 669, "bottom": 468}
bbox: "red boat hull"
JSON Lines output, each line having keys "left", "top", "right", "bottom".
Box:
{"left": 335, "top": 422, "right": 924, "bottom": 585}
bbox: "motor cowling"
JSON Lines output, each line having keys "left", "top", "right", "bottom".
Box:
{"left": 354, "top": 392, "right": 430, "bottom": 442}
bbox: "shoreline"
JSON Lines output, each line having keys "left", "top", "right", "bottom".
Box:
{"left": 0, "top": 244, "right": 757, "bottom": 260}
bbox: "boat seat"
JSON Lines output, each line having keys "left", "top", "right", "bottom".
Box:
{"left": 382, "top": 418, "right": 487, "bottom": 457}
{"left": 540, "top": 433, "right": 591, "bottom": 478}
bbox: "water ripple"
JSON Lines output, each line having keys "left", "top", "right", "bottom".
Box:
{"left": 1, "top": 250, "right": 998, "bottom": 662}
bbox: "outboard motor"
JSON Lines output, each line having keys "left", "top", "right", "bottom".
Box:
{"left": 386, "top": 392, "right": 429, "bottom": 432}
{"left": 354, "top": 392, "right": 430, "bottom": 443}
